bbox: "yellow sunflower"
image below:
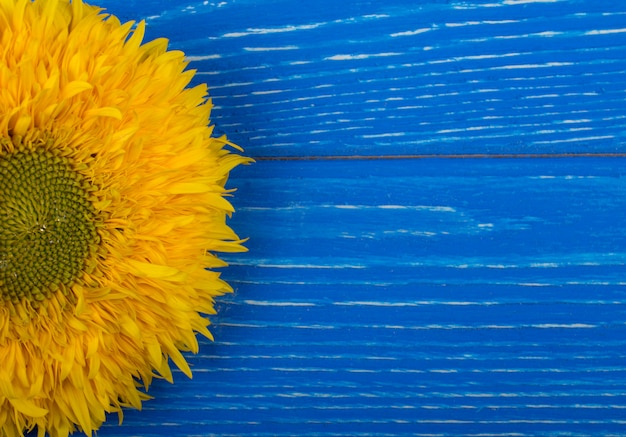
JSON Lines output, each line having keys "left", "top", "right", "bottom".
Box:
{"left": 0, "top": 0, "right": 250, "bottom": 435}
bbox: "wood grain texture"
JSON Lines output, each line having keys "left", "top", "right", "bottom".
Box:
{"left": 89, "top": 158, "right": 626, "bottom": 437}
{"left": 76, "top": 0, "right": 626, "bottom": 436}
{"left": 102, "top": 0, "right": 626, "bottom": 157}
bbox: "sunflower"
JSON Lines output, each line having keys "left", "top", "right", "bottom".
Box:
{"left": 0, "top": 0, "right": 250, "bottom": 435}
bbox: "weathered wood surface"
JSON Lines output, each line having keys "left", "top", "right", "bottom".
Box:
{"left": 92, "top": 157, "right": 626, "bottom": 437}
{"left": 88, "top": 0, "right": 626, "bottom": 436}
{"left": 109, "top": 0, "right": 626, "bottom": 158}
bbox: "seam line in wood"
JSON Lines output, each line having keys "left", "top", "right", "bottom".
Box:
{"left": 253, "top": 153, "right": 626, "bottom": 161}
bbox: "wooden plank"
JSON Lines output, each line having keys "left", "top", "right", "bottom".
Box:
{"left": 69, "top": 1, "right": 626, "bottom": 436}
{"left": 99, "top": 0, "right": 626, "bottom": 157}
{"left": 96, "top": 157, "right": 626, "bottom": 436}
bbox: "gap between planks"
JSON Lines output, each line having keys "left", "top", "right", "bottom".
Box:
{"left": 254, "top": 153, "right": 626, "bottom": 161}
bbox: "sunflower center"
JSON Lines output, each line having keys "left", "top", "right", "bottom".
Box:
{"left": 0, "top": 149, "right": 98, "bottom": 303}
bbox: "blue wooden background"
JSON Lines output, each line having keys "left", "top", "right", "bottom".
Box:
{"left": 88, "top": 0, "right": 626, "bottom": 436}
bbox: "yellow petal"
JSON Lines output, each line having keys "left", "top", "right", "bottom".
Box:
{"left": 8, "top": 399, "right": 48, "bottom": 418}
{"left": 126, "top": 260, "right": 186, "bottom": 280}
{"left": 62, "top": 80, "right": 93, "bottom": 99}
{"left": 85, "top": 107, "right": 122, "bottom": 120}
{"left": 67, "top": 387, "right": 93, "bottom": 434}
{"left": 120, "top": 316, "right": 141, "bottom": 340}
{"left": 13, "top": 114, "right": 32, "bottom": 136}
{"left": 168, "top": 348, "right": 192, "bottom": 378}
{"left": 166, "top": 182, "right": 212, "bottom": 194}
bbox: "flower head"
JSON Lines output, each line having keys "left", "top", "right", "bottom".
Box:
{"left": 0, "top": 0, "right": 250, "bottom": 435}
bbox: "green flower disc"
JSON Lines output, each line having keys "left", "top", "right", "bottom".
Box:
{"left": 0, "top": 149, "right": 98, "bottom": 303}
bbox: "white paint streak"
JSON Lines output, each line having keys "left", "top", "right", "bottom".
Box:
{"left": 223, "top": 23, "right": 325, "bottom": 38}
{"left": 331, "top": 205, "right": 456, "bottom": 212}
{"left": 185, "top": 54, "right": 222, "bottom": 61}
{"left": 335, "top": 301, "right": 499, "bottom": 307}
{"left": 244, "top": 263, "right": 367, "bottom": 269}
{"left": 325, "top": 52, "right": 402, "bottom": 61}
{"left": 533, "top": 324, "right": 596, "bottom": 329}
{"left": 504, "top": 0, "right": 559, "bottom": 4}
{"left": 585, "top": 28, "right": 626, "bottom": 35}
{"left": 390, "top": 28, "right": 433, "bottom": 37}
{"left": 244, "top": 46, "right": 299, "bottom": 52}
{"left": 494, "top": 62, "right": 574, "bottom": 70}
{"left": 244, "top": 300, "right": 316, "bottom": 307}
{"left": 360, "top": 132, "right": 406, "bottom": 138}
{"left": 251, "top": 90, "right": 285, "bottom": 95}
{"left": 533, "top": 135, "right": 614, "bottom": 144}
{"left": 446, "top": 19, "right": 519, "bottom": 27}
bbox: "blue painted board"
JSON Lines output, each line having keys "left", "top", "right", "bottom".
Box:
{"left": 97, "top": 0, "right": 626, "bottom": 157}
{"left": 90, "top": 157, "right": 626, "bottom": 436}
{"left": 42, "top": 0, "right": 626, "bottom": 436}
